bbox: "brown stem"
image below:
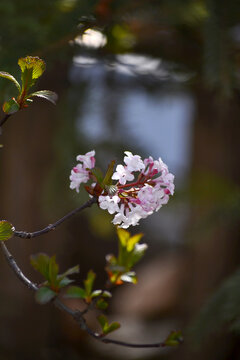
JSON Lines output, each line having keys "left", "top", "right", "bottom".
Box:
{"left": 0, "top": 241, "right": 176, "bottom": 349}
{"left": 14, "top": 197, "right": 97, "bottom": 239}
{"left": 0, "top": 114, "right": 11, "bottom": 128}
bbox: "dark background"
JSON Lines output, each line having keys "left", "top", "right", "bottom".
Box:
{"left": 0, "top": 1, "right": 240, "bottom": 359}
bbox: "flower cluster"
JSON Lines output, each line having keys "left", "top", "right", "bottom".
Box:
{"left": 69, "top": 150, "right": 95, "bottom": 192}
{"left": 70, "top": 150, "right": 174, "bottom": 228}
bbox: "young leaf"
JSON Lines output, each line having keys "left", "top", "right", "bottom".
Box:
{"left": 60, "top": 265, "right": 79, "bottom": 278}
{"left": 18, "top": 56, "right": 45, "bottom": 80}
{"left": 120, "top": 272, "right": 137, "bottom": 284}
{"left": 35, "top": 286, "right": 56, "bottom": 304}
{"left": 126, "top": 233, "right": 143, "bottom": 252}
{"left": 58, "top": 277, "right": 74, "bottom": 288}
{"left": 3, "top": 98, "right": 20, "bottom": 114}
{"left": 164, "top": 331, "right": 183, "bottom": 346}
{"left": 84, "top": 270, "right": 96, "bottom": 297}
{"left": 0, "top": 220, "right": 14, "bottom": 241}
{"left": 117, "top": 228, "right": 130, "bottom": 247}
{"left": 0, "top": 71, "right": 21, "bottom": 92}
{"left": 65, "top": 286, "right": 86, "bottom": 299}
{"left": 18, "top": 56, "right": 46, "bottom": 92}
{"left": 28, "top": 90, "right": 58, "bottom": 105}
{"left": 96, "top": 298, "right": 108, "bottom": 310}
{"left": 103, "top": 160, "right": 115, "bottom": 186}
{"left": 98, "top": 315, "right": 121, "bottom": 335}
{"left": 48, "top": 256, "right": 59, "bottom": 285}
{"left": 30, "top": 253, "right": 51, "bottom": 280}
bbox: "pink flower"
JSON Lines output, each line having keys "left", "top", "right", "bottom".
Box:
{"left": 76, "top": 150, "right": 95, "bottom": 169}
{"left": 69, "top": 150, "right": 96, "bottom": 192}
{"left": 70, "top": 150, "right": 174, "bottom": 228}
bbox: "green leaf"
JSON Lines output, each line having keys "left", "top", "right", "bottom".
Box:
{"left": 126, "top": 233, "right": 143, "bottom": 252}
{"left": 30, "top": 253, "right": 51, "bottom": 280}
{"left": 58, "top": 277, "right": 74, "bottom": 288}
{"left": 2, "top": 98, "right": 20, "bottom": 114}
{"left": 0, "top": 71, "right": 21, "bottom": 92}
{"left": 65, "top": 286, "right": 86, "bottom": 299}
{"left": 98, "top": 315, "right": 120, "bottom": 335}
{"left": 84, "top": 270, "right": 96, "bottom": 297}
{"left": 103, "top": 160, "right": 115, "bottom": 186}
{"left": 18, "top": 56, "right": 46, "bottom": 92}
{"left": 96, "top": 298, "right": 108, "bottom": 310}
{"left": 164, "top": 331, "right": 183, "bottom": 346}
{"left": 129, "top": 243, "right": 148, "bottom": 268}
{"left": 35, "top": 286, "right": 56, "bottom": 304}
{"left": 117, "top": 228, "right": 130, "bottom": 247}
{"left": 28, "top": 90, "right": 58, "bottom": 105}
{"left": 0, "top": 220, "right": 14, "bottom": 241}
{"left": 18, "top": 56, "right": 45, "bottom": 80}
{"left": 60, "top": 265, "right": 79, "bottom": 278}
{"left": 90, "top": 167, "right": 104, "bottom": 185}
{"left": 48, "top": 256, "right": 59, "bottom": 285}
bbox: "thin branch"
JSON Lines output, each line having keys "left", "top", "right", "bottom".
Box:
{"left": 0, "top": 242, "right": 175, "bottom": 349}
{"left": 14, "top": 197, "right": 97, "bottom": 239}
{"left": 0, "top": 242, "right": 38, "bottom": 291}
{"left": 0, "top": 114, "right": 11, "bottom": 129}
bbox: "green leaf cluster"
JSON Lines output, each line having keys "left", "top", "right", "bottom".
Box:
{"left": 0, "top": 220, "right": 14, "bottom": 241}
{"left": 106, "top": 228, "right": 147, "bottom": 285}
{"left": 0, "top": 56, "right": 57, "bottom": 114}
{"left": 30, "top": 253, "right": 79, "bottom": 304}
{"left": 164, "top": 330, "right": 183, "bottom": 347}
{"left": 97, "top": 314, "right": 120, "bottom": 335}
{"left": 66, "top": 270, "right": 111, "bottom": 307}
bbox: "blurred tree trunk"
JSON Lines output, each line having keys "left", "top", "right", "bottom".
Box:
{"left": 178, "top": 90, "right": 240, "bottom": 360}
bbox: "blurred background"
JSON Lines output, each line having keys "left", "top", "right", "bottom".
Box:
{"left": 0, "top": 0, "right": 240, "bottom": 359}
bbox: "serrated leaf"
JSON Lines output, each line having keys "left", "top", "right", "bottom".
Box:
{"left": 84, "top": 270, "right": 96, "bottom": 297}
{"left": 28, "top": 90, "right": 58, "bottom": 105}
{"left": 35, "top": 286, "right": 56, "bottom": 304}
{"left": 0, "top": 71, "right": 21, "bottom": 92}
{"left": 103, "top": 160, "right": 115, "bottom": 186}
{"left": 0, "top": 220, "right": 14, "bottom": 241}
{"left": 3, "top": 98, "right": 20, "bottom": 114}
{"left": 18, "top": 56, "right": 45, "bottom": 80}
{"left": 18, "top": 56, "right": 46, "bottom": 92}
{"left": 65, "top": 286, "right": 86, "bottom": 299}
{"left": 164, "top": 331, "right": 183, "bottom": 346}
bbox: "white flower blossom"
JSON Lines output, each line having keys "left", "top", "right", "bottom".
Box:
{"left": 70, "top": 150, "right": 174, "bottom": 228}
{"left": 124, "top": 151, "right": 145, "bottom": 172}
{"left": 112, "top": 164, "right": 134, "bottom": 185}
{"left": 76, "top": 150, "right": 95, "bottom": 169}
{"left": 98, "top": 195, "right": 120, "bottom": 214}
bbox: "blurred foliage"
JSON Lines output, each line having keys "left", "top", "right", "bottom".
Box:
{"left": 0, "top": 0, "right": 240, "bottom": 98}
